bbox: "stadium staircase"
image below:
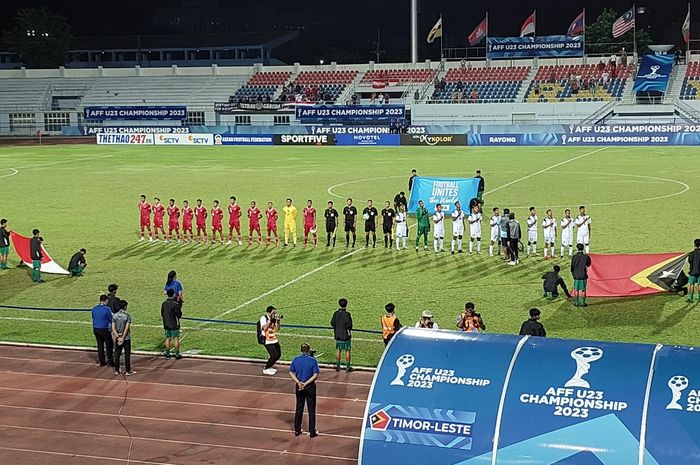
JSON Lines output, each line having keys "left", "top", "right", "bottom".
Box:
{"left": 516, "top": 65, "right": 538, "bottom": 102}
{"left": 665, "top": 64, "right": 686, "bottom": 101}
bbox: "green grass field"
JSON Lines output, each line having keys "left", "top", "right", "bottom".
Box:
{"left": 0, "top": 144, "right": 698, "bottom": 366}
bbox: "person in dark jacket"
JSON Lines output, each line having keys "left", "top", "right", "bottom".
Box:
{"left": 571, "top": 243, "right": 592, "bottom": 307}
{"left": 0, "top": 218, "right": 10, "bottom": 270}
{"left": 106, "top": 283, "right": 120, "bottom": 314}
{"left": 519, "top": 308, "right": 546, "bottom": 337}
{"left": 30, "top": 228, "right": 44, "bottom": 283}
{"left": 507, "top": 213, "right": 521, "bottom": 265}
{"left": 542, "top": 265, "right": 572, "bottom": 299}
{"left": 474, "top": 170, "right": 485, "bottom": 200}
{"left": 687, "top": 239, "right": 700, "bottom": 303}
{"left": 91, "top": 294, "right": 114, "bottom": 366}
{"left": 161, "top": 288, "right": 183, "bottom": 359}
{"left": 68, "top": 248, "right": 87, "bottom": 276}
{"left": 330, "top": 298, "right": 353, "bottom": 372}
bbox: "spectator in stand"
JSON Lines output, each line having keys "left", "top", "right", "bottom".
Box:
{"left": 519, "top": 308, "right": 546, "bottom": 337}
{"left": 370, "top": 93, "right": 377, "bottom": 104}
{"left": 439, "top": 78, "right": 447, "bottom": 90}
{"left": 597, "top": 59, "right": 606, "bottom": 72}
{"left": 414, "top": 89, "right": 420, "bottom": 102}
{"left": 601, "top": 71, "right": 609, "bottom": 85}
{"left": 456, "top": 81, "right": 464, "bottom": 91}
{"left": 609, "top": 53, "right": 617, "bottom": 66}
{"left": 460, "top": 59, "right": 466, "bottom": 70}
{"left": 469, "top": 88, "right": 478, "bottom": 103}
{"left": 620, "top": 47, "right": 628, "bottom": 67}
{"left": 548, "top": 71, "right": 556, "bottom": 84}
{"left": 533, "top": 82, "right": 540, "bottom": 95}
{"left": 384, "top": 94, "right": 390, "bottom": 104}
{"left": 571, "top": 80, "right": 579, "bottom": 95}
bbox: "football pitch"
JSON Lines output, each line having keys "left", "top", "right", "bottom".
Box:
{"left": 0, "top": 144, "right": 697, "bottom": 367}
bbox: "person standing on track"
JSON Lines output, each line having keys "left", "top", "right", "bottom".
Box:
{"left": 330, "top": 298, "right": 353, "bottom": 372}
{"left": 107, "top": 283, "right": 120, "bottom": 314}
{"left": 381, "top": 303, "right": 401, "bottom": 345}
{"left": 91, "top": 294, "right": 114, "bottom": 367}
{"left": 290, "top": 343, "right": 320, "bottom": 438}
{"left": 260, "top": 305, "right": 282, "bottom": 375}
{"left": 112, "top": 299, "right": 135, "bottom": 375}
{"left": 161, "top": 288, "right": 183, "bottom": 359}
{"left": 164, "top": 270, "right": 184, "bottom": 306}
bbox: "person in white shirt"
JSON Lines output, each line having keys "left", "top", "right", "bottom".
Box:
{"left": 489, "top": 207, "right": 501, "bottom": 257}
{"left": 468, "top": 205, "right": 482, "bottom": 254}
{"left": 432, "top": 204, "right": 445, "bottom": 253}
{"left": 542, "top": 209, "right": 557, "bottom": 259}
{"left": 560, "top": 208, "right": 575, "bottom": 258}
{"left": 394, "top": 204, "right": 408, "bottom": 250}
{"left": 415, "top": 310, "right": 439, "bottom": 329}
{"left": 575, "top": 205, "right": 591, "bottom": 253}
{"left": 526, "top": 207, "right": 538, "bottom": 256}
{"left": 450, "top": 201, "right": 465, "bottom": 254}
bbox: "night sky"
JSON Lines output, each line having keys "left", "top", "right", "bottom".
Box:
{"left": 2, "top": 0, "right": 695, "bottom": 63}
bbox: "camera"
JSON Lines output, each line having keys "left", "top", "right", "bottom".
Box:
{"left": 271, "top": 313, "right": 284, "bottom": 323}
{"left": 425, "top": 321, "right": 434, "bottom": 329}
{"left": 309, "top": 348, "right": 317, "bottom": 357}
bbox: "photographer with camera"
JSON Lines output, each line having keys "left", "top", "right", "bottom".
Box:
{"left": 415, "top": 310, "right": 439, "bottom": 329}
{"left": 457, "top": 302, "right": 486, "bottom": 333}
{"left": 289, "top": 343, "right": 320, "bottom": 438}
{"left": 259, "top": 305, "right": 282, "bottom": 375}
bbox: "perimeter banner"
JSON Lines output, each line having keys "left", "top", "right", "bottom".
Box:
{"left": 407, "top": 177, "right": 479, "bottom": 214}
{"left": 295, "top": 105, "right": 406, "bottom": 122}
{"left": 467, "top": 132, "right": 700, "bottom": 146}
{"left": 487, "top": 35, "right": 584, "bottom": 59}
{"left": 84, "top": 106, "right": 187, "bottom": 121}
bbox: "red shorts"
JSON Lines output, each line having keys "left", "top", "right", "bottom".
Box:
{"left": 212, "top": 224, "right": 223, "bottom": 232}
{"left": 169, "top": 222, "right": 179, "bottom": 230}
{"left": 249, "top": 224, "right": 261, "bottom": 234}
{"left": 183, "top": 222, "right": 193, "bottom": 231}
{"left": 304, "top": 223, "right": 316, "bottom": 235}
{"left": 229, "top": 221, "right": 240, "bottom": 230}
{"left": 140, "top": 218, "right": 150, "bottom": 227}
{"left": 267, "top": 224, "right": 277, "bottom": 234}
{"left": 154, "top": 218, "right": 164, "bottom": 228}
{"left": 196, "top": 222, "right": 206, "bottom": 230}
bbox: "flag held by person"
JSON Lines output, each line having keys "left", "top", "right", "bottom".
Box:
{"left": 468, "top": 15, "right": 488, "bottom": 46}
{"left": 520, "top": 11, "right": 536, "bottom": 37}
{"left": 682, "top": 4, "right": 691, "bottom": 43}
{"left": 586, "top": 253, "right": 687, "bottom": 297}
{"left": 567, "top": 10, "right": 585, "bottom": 37}
{"left": 427, "top": 16, "right": 443, "bottom": 44}
{"left": 612, "top": 7, "right": 635, "bottom": 38}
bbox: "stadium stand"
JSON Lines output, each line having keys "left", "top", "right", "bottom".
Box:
{"left": 430, "top": 66, "right": 530, "bottom": 103}
{"left": 231, "top": 71, "right": 291, "bottom": 103}
{"left": 284, "top": 70, "right": 358, "bottom": 103}
{"left": 361, "top": 69, "right": 435, "bottom": 86}
{"left": 680, "top": 61, "right": 700, "bottom": 100}
{"left": 525, "top": 63, "right": 634, "bottom": 102}
{"left": 0, "top": 78, "right": 54, "bottom": 111}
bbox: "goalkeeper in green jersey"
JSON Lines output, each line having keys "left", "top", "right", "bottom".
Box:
{"left": 415, "top": 200, "right": 430, "bottom": 251}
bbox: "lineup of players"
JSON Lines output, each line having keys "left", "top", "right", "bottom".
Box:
{"left": 137, "top": 195, "right": 591, "bottom": 256}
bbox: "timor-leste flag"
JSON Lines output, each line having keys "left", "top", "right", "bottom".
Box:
{"left": 587, "top": 253, "right": 687, "bottom": 297}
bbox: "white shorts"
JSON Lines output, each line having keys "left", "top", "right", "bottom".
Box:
{"left": 452, "top": 225, "right": 464, "bottom": 237}
{"left": 470, "top": 227, "right": 481, "bottom": 239}
{"left": 544, "top": 234, "right": 556, "bottom": 244}
{"left": 527, "top": 231, "right": 538, "bottom": 242}
{"left": 577, "top": 234, "right": 590, "bottom": 245}
{"left": 490, "top": 228, "right": 500, "bottom": 242}
{"left": 561, "top": 233, "right": 573, "bottom": 246}
{"left": 396, "top": 223, "right": 408, "bottom": 238}
{"left": 434, "top": 226, "right": 445, "bottom": 238}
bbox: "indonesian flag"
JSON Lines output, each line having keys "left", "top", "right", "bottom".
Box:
{"left": 682, "top": 6, "right": 691, "bottom": 43}
{"left": 587, "top": 253, "right": 687, "bottom": 297}
{"left": 520, "top": 11, "right": 536, "bottom": 37}
{"left": 468, "top": 16, "right": 488, "bottom": 46}
{"left": 9, "top": 231, "right": 70, "bottom": 275}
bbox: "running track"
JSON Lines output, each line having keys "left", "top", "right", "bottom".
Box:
{"left": 0, "top": 344, "right": 373, "bottom": 464}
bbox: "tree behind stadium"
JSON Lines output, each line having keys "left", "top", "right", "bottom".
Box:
{"left": 4, "top": 7, "right": 73, "bottom": 69}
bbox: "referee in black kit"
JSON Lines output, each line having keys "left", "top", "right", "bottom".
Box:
{"left": 290, "top": 343, "right": 320, "bottom": 438}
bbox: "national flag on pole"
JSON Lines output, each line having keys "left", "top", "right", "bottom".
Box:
{"left": 586, "top": 253, "right": 687, "bottom": 297}
{"left": 682, "top": 5, "right": 691, "bottom": 43}
{"left": 567, "top": 10, "right": 585, "bottom": 36}
{"left": 468, "top": 15, "right": 488, "bottom": 46}
{"left": 520, "top": 11, "right": 536, "bottom": 37}
{"left": 612, "top": 7, "right": 635, "bottom": 38}
{"left": 427, "top": 16, "right": 443, "bottom": 44}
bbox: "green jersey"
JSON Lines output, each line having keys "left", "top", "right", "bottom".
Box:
{"left": 416, "top": 207, "right": 430, "bottom": 228}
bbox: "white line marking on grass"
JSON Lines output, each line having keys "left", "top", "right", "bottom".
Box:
{"left": 14, "top": 154, "right": 113, "bottom": 170}
{"left": 327, "top": 175, "right": 404, "bottom": 198}
{"left": 0, "top": 168, "right": 18, "bottom": 179}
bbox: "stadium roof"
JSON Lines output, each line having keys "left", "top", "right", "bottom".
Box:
{"left": 71, "top": 31, "right": 299, "bottom": 51}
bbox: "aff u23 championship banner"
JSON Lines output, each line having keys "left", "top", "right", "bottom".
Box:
{"left": 633, "top": 54, "right": 674, "bottom": 94}
{"left": 84, "top": 106, "right": 187, "bottom": 121}
{"left": 295, "top": 105, "right": 406, "bottom": 122}
{"left": 407, "top": 177, "right": 479, "bottom": 214}
{"left": 360, "top": 329, "right": 700, "bottom": 465}
{"left": 487, "top": 35, "right": 584, "bottom": 59}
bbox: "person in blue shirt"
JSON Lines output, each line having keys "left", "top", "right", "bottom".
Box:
{"left": 91, "top": 294, "right": 114, "bottom": 367}
{"left": 164, "top": 270, "right": 184, "bottom": 305}
{"left": 289, "top": 343, "right": 320, "bottom": 438}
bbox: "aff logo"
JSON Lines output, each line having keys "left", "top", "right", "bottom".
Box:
{"left": 390, "top": 354, "right": 415, "bottom": 386}
{"left": 564, "top": 346, "right": 603, "bottom": 389}
{"left": 641, "top": 64, "right": 667, "bottom": 80}
{"left": 666, "top": 375, "right": 689, "bottom": 410}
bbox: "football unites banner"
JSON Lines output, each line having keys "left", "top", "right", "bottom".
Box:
{"left": 360, "top": 329, "right": 700, "bottom": 465}
{"left": 487, "top": 35, "right": 584, "bottom": 59}
{"left": 407, "top": 177, "right": 479, "bottom": 215}
{"left": 633, "top": 54, "right": 674, "bottom": 94}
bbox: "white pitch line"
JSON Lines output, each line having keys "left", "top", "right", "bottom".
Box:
{"left": 14, "top": 154, "right": 113, "bottom": 170}
{"left": 0, "top": 168, "right": 18, "bottom": 179}
{"left": 327, "top": 175, "right": 404, "bottom": 198}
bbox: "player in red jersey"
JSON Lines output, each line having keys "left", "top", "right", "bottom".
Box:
{"left": 194, "top": 199, "right": 208, "bottom": 243}
{"left": 228, "top": 196, "right": 243, "bottom": 245}
{"left": 247, "top": 201, "right": 263, "bottom": 246}
{"left": 265, "top": 201, "right": 279, "bottom": 246}
{"left": 152, "top": 197, "right": 166, "bottom": 241}
{"left": 211, "top": 200, "right": 225, "bottom": 244}
{"left": 167, "top": 199, "right": 181, "bottom": 243}
{"left": 303, "top": 199, "right": 317, "bottom": 247}
{"left": 182, "top": 200, "right": 194, "bottom": 243}
{"left": 138, "top": 194, "right": 153, "bottom": 242}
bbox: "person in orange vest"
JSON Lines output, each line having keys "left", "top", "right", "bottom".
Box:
{"left": 381, "top": 303, "right": 402, "bottom": 345}
{"left": 457, "top": 302, "right": 486, "bottom": 334}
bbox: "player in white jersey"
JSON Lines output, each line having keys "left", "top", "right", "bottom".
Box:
{"left": 468, "top": 205, "right": 483, "bottom": 254}
{"left": 489, "top": 207, "right": 501, "bottom": 257}
{"left": 450, "top": 201, "right": 465, "bottom": 254}
{"left": 542, "top": 209, "right": 557, "bottom": 259}
{"left": 560, "top": 208, "right": 575, "bottom": 257}
{"left": 432, "top": 204, "right": 445, "bottom": 253}
{"left": 394, "top": 204, "right": 408, "bottom": 250}
{"left": 526, "top": 207, "right": 538, "bottom": 256}
{"left": 574, "top": 205, "right": 591, "bottom": 253}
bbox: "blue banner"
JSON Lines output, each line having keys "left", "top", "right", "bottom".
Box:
{"left": 468, "top": 132, "right": 700, "bottom": 146}
{"left": 84, "top": 106, "right": 187, "bottom": 121}
{"left": 407, "top": 177, "right": 479, "bottom": 215}
{"left": 633, "top": 54, "right": 674, "bottom": 94}
{"left": 487, "top": 35, "right": 584, "bottom": 59}
{"left": 295, "top": 105, "right": 406, "bottom": 122}
{"left": 335, "top": 134, "right": 400, "bottom": 146}
{"left": 72, "top": 126, "right": 190, "bottom": 135}
{"left": 213, "top": 134, "right": 274, "bottom": 145}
